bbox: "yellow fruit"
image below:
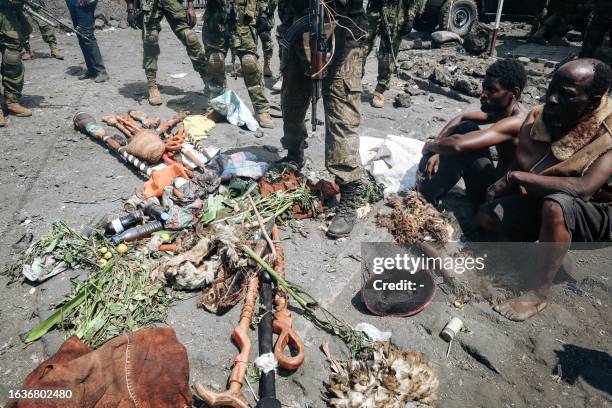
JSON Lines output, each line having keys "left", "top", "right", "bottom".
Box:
{"left": 99, "top": 246, "right": 108, "bottom": 254}
{"left": 98, "top": 259, "right": 107, "bottom": 267}
{"left": 161, "top": 233, "right": 171, "bottom": 243}
{"left": 116, "top": 244, "right": 128, "bottom": 254}
{"left": 103, "top": 251, "right": 113, "bottom": 260}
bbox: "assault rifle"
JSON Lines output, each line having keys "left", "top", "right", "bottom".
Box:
{"left": 280, "top": 0, "right": 328, "bottom": 131}
{"left": 23, "top": 0, "right": 85, "bottom": 39}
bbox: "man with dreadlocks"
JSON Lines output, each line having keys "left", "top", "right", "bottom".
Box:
{"left": 279, "top": 0, "right": 367, "bottom": 238}
{"left": 362, "top": 0, "right": 425, "bottom": 108}
{"left": 418, "top": 59, "right": 528, "bottom": 207}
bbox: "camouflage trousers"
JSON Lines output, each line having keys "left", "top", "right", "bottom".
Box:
{"left": 23, "top": 16, "right": 58, "bottom": 51}
{"left": 281, "top": 44, "right": 363, "bottom": 184}
{"left": 257, "top": 19, "right": 274, "bottom": 59}
{"left": 202, "top": 7, "right": 269, "bottom": 114}
{"left": 142, "top": 0, "right": 207, "bottom": 82}
{"left": 362, "top": 1, "right": 415, "bottom": 93}
{"left": 0, "top": 7, "right": 26, "bottom": 102}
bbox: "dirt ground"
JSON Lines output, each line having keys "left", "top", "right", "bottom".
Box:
{"left": 0, "top": 13, "right": 611, "bottom": 408}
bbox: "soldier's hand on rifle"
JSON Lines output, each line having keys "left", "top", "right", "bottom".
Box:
{"left": 186, "top": 1, "right": 197, "bottom": 28}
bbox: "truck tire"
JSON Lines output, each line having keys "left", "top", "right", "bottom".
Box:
{"left": 439, "top": 0, "right": 478, "bottom": 37}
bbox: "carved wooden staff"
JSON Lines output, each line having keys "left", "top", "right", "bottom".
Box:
{"left": 194, "top": 240, "right": 267, "bottom": 408}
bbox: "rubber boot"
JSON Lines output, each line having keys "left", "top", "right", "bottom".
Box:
{"left": 257, "top": 112, "right": 274, "bottom": 129}
{"left": 147, "top": 79, "right": 162, "bottom": 106}
{"left": 6, "top": 102, "right": 32, "bottom": 117}
{"left": 371, "top": 91, "right": 384, "bottom": 108}
{"left": 327, "top": 180, "right": 364, "bottom": 238}
{"left": 263, "top": 56, "right": 273, "bottom": 77}
{"left": 50, "top": 47, "right": 64, "bottom": 60}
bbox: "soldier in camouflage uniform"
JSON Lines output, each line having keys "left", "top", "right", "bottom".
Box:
{"left": 0, "top": 0, "right": 32, "bottom": 127}
{"left": 280, "top": 0, "right": 366, "bottom": 237}
{"left": 22, "top": 15, "right": 63, "bottom": 61}
{"left": 270, "top": 0, "right": 291, "bottom": 91}
{"left": 257, "top": 0, "right": 277, "bottom": 77}
{"left": 203, "top": 0, "right": 274, "bottom": 128}
{"left": 126, "top": 0, "right": 207, "bottom": 106}
{"left": 362, "top": 0, "right": 424, "bottom": 108}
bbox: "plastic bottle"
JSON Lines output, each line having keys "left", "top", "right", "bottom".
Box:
{"left": 144, "top": 205, "right": 170, "bottom": 222}
{"left": 111, "top": 221, "right": 163, "bottom": 245}
{"left": 104, "top": 211, "right": 144, "bottom": 235}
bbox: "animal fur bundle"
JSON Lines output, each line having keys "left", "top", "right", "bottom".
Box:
{"left": 326, "top": 342, "right": 438, "bottom": 408}
{"left": 377, "top": 192, "right": 450, "bottom": 244}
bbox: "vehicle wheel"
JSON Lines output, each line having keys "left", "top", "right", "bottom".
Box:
{"left": 439, "top": 0, "right": 478, "bottom": 37}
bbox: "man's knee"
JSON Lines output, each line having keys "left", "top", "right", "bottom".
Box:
{"left": 2, "top": 49, "right": 23, "bottom": 76}
{"left": 478, "top": 209, "right": 498, "bottom": 232}
{"left": 240, "top": 53, "right": 259, "bottom": 75}
{"left": 144, "top": 29, "right": 160, "bottom": 45}
{"left": 541, "top": 199, "right": 567, "bottom": 230}
{"left": 454, "top": 120, "right": 480, "bottom": 135}
{"left": 184, "top": 29, "right": 200, "bottom": 47}
{"left": 207, "top": 51, "right": 225, "bottom": 75}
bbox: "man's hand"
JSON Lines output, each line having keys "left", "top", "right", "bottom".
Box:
{"left": 127, "top": 9, "right": 140, "bottom": 29}
{"left": 186, "top": 2, "right": 196, "bottom": 28}
{"left": 256, "top": 16, "right": 268, "bottom": 33}
{"left": 425, "top": 154, "right": 440, "bottom": 177}
{"left": 485, "top": 172, "right": 516, "bottom": 202}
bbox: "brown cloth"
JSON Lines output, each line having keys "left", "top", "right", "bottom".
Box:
{"left": 529, "top": 97, "right": 612, "bottom": 202}
{"left": 6, "top": 327, "right": 192, "bottom": 408}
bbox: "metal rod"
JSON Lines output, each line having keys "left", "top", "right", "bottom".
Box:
{"left": 489, "top": 0, "right": 504, "bottom": 56}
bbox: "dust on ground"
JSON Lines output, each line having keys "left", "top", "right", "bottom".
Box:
{"left": 0, "top": 15, "right": 610, "bottom": 408}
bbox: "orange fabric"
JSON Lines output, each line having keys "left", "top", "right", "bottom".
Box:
{"left": 6, "top": 327, "right": 192, "bottom": 408}
{"left": 144, "top": 163, "right": 190, "bottom": 198}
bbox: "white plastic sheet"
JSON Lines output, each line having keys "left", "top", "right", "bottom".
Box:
{"left": 209, "top": 90, "right": 260, "bottom": 131}
{"left": 360, "top": 134, "right": 425, "bottom": 196}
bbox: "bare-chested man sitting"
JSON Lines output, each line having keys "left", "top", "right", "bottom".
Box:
{"left": 418, "top": 59, "right": 528, "bottom": 206}
{"left": 480, "top": 58, "right": 612, "bottom": 321}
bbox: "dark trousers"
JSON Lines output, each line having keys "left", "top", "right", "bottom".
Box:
{"left": 66, "top": 0, "right": 107, "bottom": 76}
{"left": 418, "top": 121, "right": 500, "bottom": 205}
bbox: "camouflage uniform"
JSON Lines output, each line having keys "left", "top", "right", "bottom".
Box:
{"left": 141, "top": 0, "right": 207, "bottom": 82}
{"left": 22, "top": 15, "right": 58, "bottom": 53}
{"left": 281, "top": 0, "right": 366, "bottom": 184}
{"left": 257, "top": 0, "right": 277, "bottom": 60}
{"left": 0, "top": 0, "right": 27, "bottom": 103}
{"left": 362, "top": 0, "right": 423, "bottom": 94}
{"left": 203, "top": 0, "right": 270, "bottom": 114}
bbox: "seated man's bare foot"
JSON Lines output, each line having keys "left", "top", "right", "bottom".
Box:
{"left": 493, "top": 292, "right": 547, "bottom": 322}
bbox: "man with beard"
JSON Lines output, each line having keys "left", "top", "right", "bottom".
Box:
{"left": 480, "top": 58, "right": 612, "bottom": 321}
{"left": 418, "top": 58, "right": 528, "bottom": 206}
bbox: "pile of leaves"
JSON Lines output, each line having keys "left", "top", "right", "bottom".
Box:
{"left": 25, "top": 223, "right": 172, "bottom": 348}
{"left": 377, "top": 192, "right": 450, "bottom": 244}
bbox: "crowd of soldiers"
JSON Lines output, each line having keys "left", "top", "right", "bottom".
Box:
{"left": 1, "top": 0, "right": 422, "bottom": 238}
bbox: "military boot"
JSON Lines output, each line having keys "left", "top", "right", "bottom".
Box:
{"left": 147, "top": 79, "right": 162, "bottom": 106}
{"left": 263, "top": 56, "right": 273, "bottom": 77}
{"left": 22, "top": 48, "right": 33, "bottom": 61}
{"left": 371, "top": 91, "right": 384, "bottom": 108}
{"left": 50, "top": 48, "right": 64, "bottom": 60}
{"left": 256, "top": 112, "right": 274, "bottom": 129}
{"left": 274, "top": 148, "right": 305, "bottom": 170}
{"left": 6, "top": 102, "right": 32, "bottom": 117}
{"left": 0, "top": 109, "right": 6, "bottom": 127}
{"left": 327, "top": 180, "right": 364, "bottom": 238}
